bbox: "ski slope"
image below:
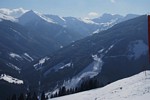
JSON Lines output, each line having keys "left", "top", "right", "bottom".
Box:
{"left": 50, "top": 71, "right": 150, "bottom": 100}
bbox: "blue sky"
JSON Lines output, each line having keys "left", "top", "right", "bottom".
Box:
{"left": 0, "top": 0, "right": 150, "bottom": 18}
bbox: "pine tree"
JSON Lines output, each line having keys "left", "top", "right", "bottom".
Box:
{"left": 54, "top": 92, "right": 58, "bottom": 98}
{"left": 11, "top": 94, "right": 17, "bottom": 100}
{"left": 32, "top": 92, "right": 38, "bottom": 100}
{"left": 26, "top": 92, "right": 32, "bottom": 100}
{"left": 18, "top": 93, "right": 25, "bottom": 100}
{"left": 41, "top": 91, "right": 46, "bottom": 100}
{"left": 50, "top": 94, "right": 54, "bottom": 98}
{"left": 7, "top": 96, "right": 11, "bottom": 100}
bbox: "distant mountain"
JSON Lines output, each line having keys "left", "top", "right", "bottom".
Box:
{"left": 92, "top": 13, "right": 139, "bottom": 31}
{"left": 0, "top": 12, "right": 17, "bottom": 22}
{"left": 44, "top": 15, "right": 100, "bottom": 36}
{"left": 0, "top": 8, "right": 28, "bottom": 18}
{"left": 50, "top": 71, "right": 150, "bottom": 100}
{"left": 18, "top": 10, "right": 83, "bottom": 46}
{"left": 33, "top": 15, "right": 148, "bottom": 93}
{"left": 92, "top": 13, "right": 123, "bottom": 23}
{"left": 120, "top": 14, "right": 140, "bottom": 22}
{"left": 0, "top": 8, "right": 142, "bottom": 99}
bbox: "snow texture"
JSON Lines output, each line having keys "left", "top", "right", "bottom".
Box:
{"left": 0, "top": 8, "right": 28, "bottom": 18}
{"left": 51, "top": 71, "right": 150, "bottom": 100}
{"left": 128, "top": 40, "right": 148, "bottom": 60}
{"left": 60, "top": 46, "right": 64, "bottom": 48}
{"left": 105, "top": 44, "right": 115, "bottom": 54}
{"left": 0, "top": 12, "right": 17, "bottom": 22}
{"left": 23, "top": 53, "right": 34, "bottom": 62}
{"left": 9, "top": 52, "right": 23, "bottom": 60}
{"left": 59, "top": 63, "right": 72, "bottom": 70}
{"left": 34, "top": 56, "right": 50, "bottom": 70}
{"left": 98, "top": 49, "right": 104, "bottom": 53}
{"left": 6, "top": 63, "right": 21, "bottom": 72}
{"left": 101, "top": 18, "right": 118, "bottom": 27}
{"left": 34, "top": 11, "right": 56, "bottom": 24}
{"left": 93, "top": 29, "right": 100, "bottom": 34}
{"left": 59, "top": 16, "right": 66, "bottom": 22}
{"left": 0, "top": 74, "right": 23, "bottom": 84}
{"left": 63, "top": 54, "right": 103, "bottom": 89}
{"left": 44, "top": 62, "right": 73, "bottom": 76}
{"left": 79, "top": 18, "right": 99, "bottom": 25}
{"left": 10, "top": 28, "right": 27, "bottom": 39}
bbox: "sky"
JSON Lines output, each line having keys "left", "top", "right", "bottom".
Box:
{"left": 0, "top": 0, "right": 150, "bottom": 18}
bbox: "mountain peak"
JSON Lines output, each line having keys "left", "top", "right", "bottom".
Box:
{"left": 19, "top": 10, "right": 56, "bottom": 25}
{"left": 23, "top": 10, "right": 38, "bottom": 16}
{"left": 18, "top": 10, "right": 41, "bottom": 25}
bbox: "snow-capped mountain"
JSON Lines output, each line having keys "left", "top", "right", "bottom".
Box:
{"left": 0, "top": 12, "right": 17, "bottom": 22}
{"left": 0, "top": 8, "right": 140, "bottom": 38}
{"left": 43, "top": 15, "right": 100, "bottom": 37}
{"left": 0, "top": 8, "right": 28, "bottom": 18}
{"left": 51, "top": 71, "right": 150, "bottom": 100}
{"left": 92, "top": 13, "right": 123, "bottom": 23}
{"left": 33, "top": 15, "right": 148, "bottom": 93}
{"left": 45, "top": 13, "right": 139, "bottom": 36}
{"left": 92, "top": 13, "right": 139, "bottom": 30}
{"left": 18, "top": 10, "right": 56, "bottom": 25}
{"left": 18, "top": 10, "right": 83, "bottom": 46}
{"left": 0, "top": 8, "right": 143, "bottom": 99}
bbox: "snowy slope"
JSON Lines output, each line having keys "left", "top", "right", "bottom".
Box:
{"left": 0, "top": 8, "right": 28, "bottom": 22}
{"left": 0, "top": 74, "right": 23, "bottom": 84}
{"left": 0, "top": 12, "right": 16, "bottom": 22}
{"left": 51, "top": 71, "right": 150, "bottom": 100}
{"left": 0, "top": 8, "right": 28, "bottom": 18}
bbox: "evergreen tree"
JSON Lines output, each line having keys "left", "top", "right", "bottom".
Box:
{"left": 41, "top": 91, "right": 46, "bottom": 100}
{"left": 50, "top": 94, "right": 54, "bottom": 98}
{"left": 11, "top": 94, "right": 17, "bottom": 100}
{"left": 54, "top": 92, "right": 58, "bottom": 98}
{"left": 18, "top": 93, "right": 25, "bottom": 100}
{"left": 26, "top": 92, "right": 32, "bottom": 100}
{"left": 59, "top": 86, "right": 66, "bottom": 96}
{"left": 7, "top": 96, "right": 11, "bottom": 100}
{"left": 32, "top": 92, "right": 38, "bottom": 100}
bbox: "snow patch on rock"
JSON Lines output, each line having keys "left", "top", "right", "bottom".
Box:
{"left": 93, "top": 29, "right": 100, "bottom": 34}
{"left": 79, "top": 18, "right": 99, "bottom": 25}
{"left": 9, "top": 52, "right": 23, "bottom": 60}
{"left": 34, "top": 56, "right": 50, "bottom": 70}
{"left": 23, "top": 53, "right": 34, "bottom": 62}
{"left": 59, "top": 63, "right": 72, "bottom": 70}
{"left": 6, "top": 63, "right": 21, "bottom": 72}
{"left": 0, "top": 74, "right": 23, "bottom": 84}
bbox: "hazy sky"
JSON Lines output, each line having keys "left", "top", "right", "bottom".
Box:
{"left": 0, "top": 0, "right": 150, "bottom": 18}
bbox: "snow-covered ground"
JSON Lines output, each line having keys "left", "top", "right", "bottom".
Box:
{"left": 50, "top": 71, "right": 150, "bottom": 100}
{"left": 0, "top": 74, "right": 23, "bottom": 84}
{"left": 34, "top": 56, "right": 50, "bottom": 70}
{"left": 63, "top": 54, "right": 103, "bottom": 89}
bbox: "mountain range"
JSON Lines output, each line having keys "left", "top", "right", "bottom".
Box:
{"left": 0, "top": 8, "right": 147, "bottom": 100}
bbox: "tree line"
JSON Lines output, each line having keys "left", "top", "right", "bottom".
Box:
{"left": 7, "top": 78, "right": 106, "bottom": 99}
{"left": 7, "top": 91, "right": 47, "bottom": 100}
{"left": 51, "top": 79, "right": 104, "bottom": 98}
